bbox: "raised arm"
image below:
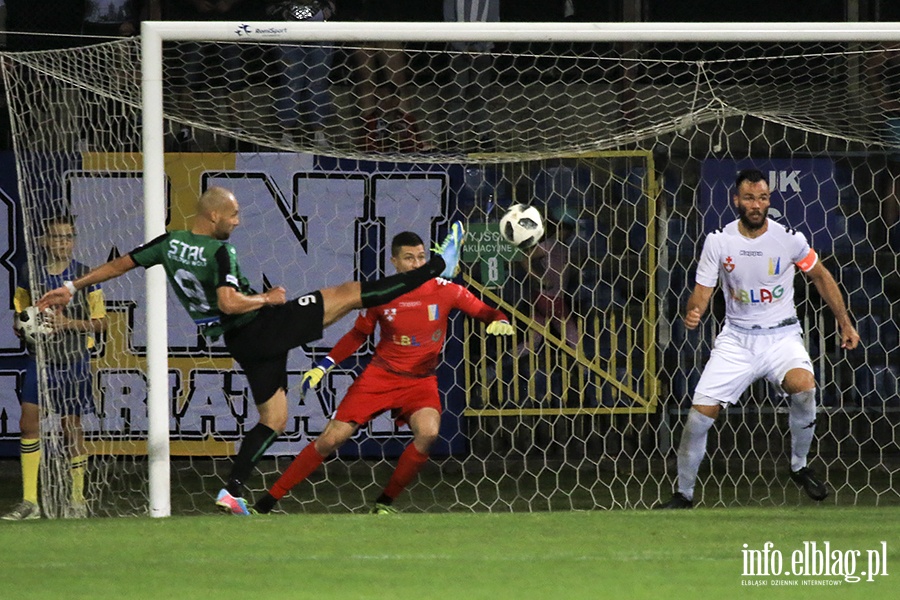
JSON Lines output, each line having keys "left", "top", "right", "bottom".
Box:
{"left": 37, "top": 254, "right": 138, "bottom": 311}
{"left": 805, "top": 262, "right": 860, "bottom": 350}
{"left": 684, "top": 283, "right": 715, "bottom": 330}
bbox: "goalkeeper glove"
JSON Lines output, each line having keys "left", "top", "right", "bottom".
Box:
{"left": 486, "top": 320, "right": 514, "bottom": 336}
{"left": 301, "top": 356, "right": 335, "bottom": 396}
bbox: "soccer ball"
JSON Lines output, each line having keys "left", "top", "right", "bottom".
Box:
{"left": 500, "top": 204, "right": 544, "bottom": 249}
{"left": 14, "top": 306, "right": 54, "bottom": 346}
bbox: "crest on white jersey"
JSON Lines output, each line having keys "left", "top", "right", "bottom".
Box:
{"left": 723, "top": 256, "right": 735, "bottom": 273}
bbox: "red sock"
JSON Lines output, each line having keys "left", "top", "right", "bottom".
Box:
{"left": 382, "top": 444, "right": 429, "bottom": 500}
{"left": 269, "top": 443, "right": 326, "bottom": 501}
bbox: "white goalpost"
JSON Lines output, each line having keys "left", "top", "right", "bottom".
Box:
{"left": 2, "top": 21, "right": 899, "bottom": 518}
{"left": 140, "top": 26, "right": 170, "bottom": 519}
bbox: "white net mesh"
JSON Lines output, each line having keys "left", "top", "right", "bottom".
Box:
{"left": 2, "top": 28, "right": 898, "bottom": 516}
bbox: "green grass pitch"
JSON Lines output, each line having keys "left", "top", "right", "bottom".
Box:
{"left": 1, "top": 507, "right": 897, "bottom": 599}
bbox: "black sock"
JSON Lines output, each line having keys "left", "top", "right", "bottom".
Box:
{"left": 254, "top": 492, "right": 278, "bottom": 514}
{"left": 375, "top": 493, "right": 393, "bottom": 506}
{"left": 359, "top": 256, "right": 446, "bottom": 308}
{"left": 226, "top": 423, "right": 278, "bottom": 497}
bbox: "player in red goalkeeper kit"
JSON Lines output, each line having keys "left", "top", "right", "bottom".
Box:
{"left": 254, "top": 231, "right": 513, "bottom": 514}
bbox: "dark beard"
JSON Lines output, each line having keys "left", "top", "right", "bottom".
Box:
{"left": 738, "top": 206, "right": 767, "bottom": 231}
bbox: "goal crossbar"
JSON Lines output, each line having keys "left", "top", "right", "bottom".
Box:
{"left": 142, "top": 21, "right": 900, "bottom": 43}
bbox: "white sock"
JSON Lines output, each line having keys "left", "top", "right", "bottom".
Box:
{"left": 676, "top": 409, "right": 716, "bottom": 500}
{"left": 789, "top": 388, "right": 817, "bottom": 472}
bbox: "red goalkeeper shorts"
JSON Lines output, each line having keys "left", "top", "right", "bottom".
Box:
{"left": 334, "top": 364, "right": 440, "bottom": 427}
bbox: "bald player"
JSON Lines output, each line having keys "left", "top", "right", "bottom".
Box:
{"left": 38, "top": 186, "right": 466, "bottom": 515}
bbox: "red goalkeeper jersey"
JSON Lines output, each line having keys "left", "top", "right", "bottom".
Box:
{"left": 328, "top": 278, "right": 507, "bottom": 377}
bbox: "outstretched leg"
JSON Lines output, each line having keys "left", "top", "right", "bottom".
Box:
{"left": 371, "top": 408, "right": 439, "bottom": 514}
{"left": 253, "top": 420, "right": 359, "bottom": 514}
{"left": 320, "top": 222, "right": 465, "bottom": 327}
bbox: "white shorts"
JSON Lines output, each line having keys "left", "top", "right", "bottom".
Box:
{"left": 693, "top": 324, "right": 813, "bottom": 407}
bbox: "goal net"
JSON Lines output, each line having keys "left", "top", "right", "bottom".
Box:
{"left": 1, "top": 23, "right": 898, "bottom": 517}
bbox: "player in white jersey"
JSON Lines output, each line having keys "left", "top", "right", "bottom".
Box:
{"left": 656, "top": 169, "right": 859, "bottom": 509}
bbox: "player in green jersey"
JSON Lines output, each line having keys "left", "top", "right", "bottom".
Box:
{"left": 38, "top": 186, "right": 466, "bottom": 515}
